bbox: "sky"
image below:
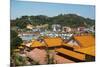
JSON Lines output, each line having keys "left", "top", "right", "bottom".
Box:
{"left": 11, "top": 0, "right": 95, "bottom": 20}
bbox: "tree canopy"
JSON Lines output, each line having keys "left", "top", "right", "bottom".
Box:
{"left": 10, "top": 30, "right": 23, "bottom": 50}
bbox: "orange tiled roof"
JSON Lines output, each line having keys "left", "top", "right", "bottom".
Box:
{"left": 30, "top": 40, "right": 45, "bottom": 48}
{"left": 63, "top": 43, "right": 81, "bottom": 49}
{"left": 74, "top": 46, "right": 95, "bottom": 56}
{"left": 56, "top": 48, "right": 85, "bottom": 60}
{"left": 44, "top": 37, "right": 63, "bottom": 47}
{"left": 74, "top": 35, "right": 95, "bottom": 48}
{"left": 63, "top": 44, "right": 73, "bottom": 47}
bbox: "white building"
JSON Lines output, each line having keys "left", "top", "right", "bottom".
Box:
{"left": 77, "top": 27, "right": 86, "bottom": 32}
{"left": 62, "top": 26, "right": 71, "bottom": 33}
{"left": 89, "top": 25, "right": 95, "bottom": 33}
{"left": 52, "top": 24, "right": 61, "bottom": 32}
{"left": 26, "top": 24, "right": 33, "bottom": 30}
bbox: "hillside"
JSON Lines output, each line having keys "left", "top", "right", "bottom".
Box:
{"left": 11, "top": 14, "right": 95, "bottom": 29}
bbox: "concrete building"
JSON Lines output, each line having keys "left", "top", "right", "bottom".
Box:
{"left": 62, "top": 26, "right": 71, "bottom": 33}
{"left": 52, "top": 24, "right": 61, "bottom": 32}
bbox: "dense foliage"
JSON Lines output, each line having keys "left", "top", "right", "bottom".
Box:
{"left": 10, "top": 30, "right": 23, "bottom": 50}
{"left": 11, "top": 14, "right": 95, "bottom": 29}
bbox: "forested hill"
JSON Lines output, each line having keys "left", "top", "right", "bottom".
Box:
{"left": 11, "top": 14, "right": 95, "bottom": 29}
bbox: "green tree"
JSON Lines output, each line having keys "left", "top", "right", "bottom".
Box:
{"left": 10, "top": 30, "right": 23, "bottom": 50}
{"left": 12, "top": 53, "right": 28, "bottom": 66}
